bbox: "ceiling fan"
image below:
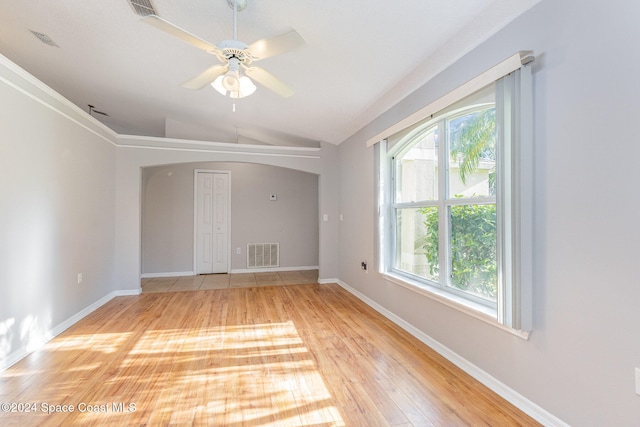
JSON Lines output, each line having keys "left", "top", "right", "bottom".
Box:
{"left": 142, "top": 0, "right": 304, "bottom": 98}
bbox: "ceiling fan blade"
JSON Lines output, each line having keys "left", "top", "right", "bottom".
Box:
{"left": 247, "top": 30, "right": 305, "bottom": 61}
{"left": 181, "top": 64, "right": 228, "bottom": 90}
{"left": 142, "top": 15, "right": 219, "bottom": 53}
{"left": 245, "top": 66, "right": 294, "bottom": 98}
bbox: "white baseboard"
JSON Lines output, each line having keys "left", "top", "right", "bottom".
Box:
{"left": 1, "top": 288, "right": 140, "bottom": 372}
{"left": 114, "top": 288, "right": 142, "bottom": 296}
{"left": 231, "top": 266, "right": 319, "bottom": 274}
{"left": 318, "top": 278, "right": 339, "bottom": 284}
{"left": 335, "top": 279, "right": 568, "bottom": 427}
{"left": 140, "top": 271, "right": 194, "bottom": 278}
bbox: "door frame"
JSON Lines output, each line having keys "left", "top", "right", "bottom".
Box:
{"left": 193, "top": 169, "right": 231, "bottom": 274}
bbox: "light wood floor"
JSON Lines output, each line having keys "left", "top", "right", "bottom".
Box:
{"left": 0, "top": 282, "right": 539, "bottom": 426}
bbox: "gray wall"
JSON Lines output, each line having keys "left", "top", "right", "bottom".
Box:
{"left": 114, "top": 140, "right": 340, "bottom": 288}
{"left": 337, "top": 0, "right": 640, "bottom": 425}
{"left": 142, "top": 162, "right": 319, "bottom": 273}
{"left": 0, "top": 57, "right": 117, "bottom": 368}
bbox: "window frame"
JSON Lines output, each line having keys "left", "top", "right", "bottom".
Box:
{"left": 388, "top": 101, "right": 499, "bottom": 310}
{"left": 374, "top": 52, "right": 534, "bottom": 336}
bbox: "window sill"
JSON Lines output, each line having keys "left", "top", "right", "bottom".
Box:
{"left": 381, "top": 272, "right": 530, "bottom": 340}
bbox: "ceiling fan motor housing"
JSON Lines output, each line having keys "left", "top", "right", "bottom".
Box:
{"left": 216, "top": 39, "right": 253, "bottom": 64}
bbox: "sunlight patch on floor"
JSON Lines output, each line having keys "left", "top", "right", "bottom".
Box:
{"left": 113, "top": 320, "right": 345, "bottom": 425}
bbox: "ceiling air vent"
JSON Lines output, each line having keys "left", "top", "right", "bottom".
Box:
{"left": 29, "top": 30, "right": 59, "bottom": 47}
{"left": 128, "top": 0, "right": 157, "bottom": 17}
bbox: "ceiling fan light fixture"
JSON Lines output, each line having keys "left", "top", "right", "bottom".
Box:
{"left": 234, "top": 76, "right": 256, "bottom": 98}
{"left": 221, "top": 69, "right": 240, "bottom": 91}
{"left": 212, "top": 74, "right": 256, "bottom": 98}
{"left": 211, "top": 75, "right": 227, "bottom": 95}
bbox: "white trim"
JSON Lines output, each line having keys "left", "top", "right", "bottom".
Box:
{"left": 366, "top": 51, "right": 532, "bottom": 147}
{"left": 117, "top": 142, "right": 322, "bottom": 158}
{"left": 0, "top": 55, "right": 322, "bottom": 156}
{"left": 383, "top": 273, "right": 529, "bottom": 339}
{"left": 119, "top": 134, "right": 322, "bottom": 152}
{"left": 193, "top": 169, "right": 200, "bottom": 276}
{"left": 1, "top": 289, "right": 139, "bottom": 372}
{"left": 318, "top": 278, "right": 339, "bottom": 284}
{"left": 140, "top": 271, "right": 195, "bottom": 278}
{"left": 231, "top": 266, "right": 319, "bottom": 274}
{"left": 335, "top": 279, "right": 568, "bottom": 427}
{"left": 114, "top": 288, "right": 142, "bottom": 296}
{"left": 0, "top": 55, "right": 117, "bottom": 147}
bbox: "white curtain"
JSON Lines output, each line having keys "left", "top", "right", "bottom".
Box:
{"left": 496, "top": 64, "right": 533, "bottom": 331}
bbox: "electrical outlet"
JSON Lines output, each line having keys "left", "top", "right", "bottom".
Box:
{"left": 77, "top": 273, "right": 83, "bottom": 285}
{"left": 635, "top": 368, "right": 640, "bottom": 395}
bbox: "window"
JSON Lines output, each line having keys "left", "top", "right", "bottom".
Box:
{"left": 390, "top": 85, "right": 498, "bottom": 306}
{"left": 376, "top": 53, "right": 533, "bottom": 333}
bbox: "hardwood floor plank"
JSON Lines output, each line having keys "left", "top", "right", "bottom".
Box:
{"left": 0, "top": 284, "right": 539, "bottom": 426}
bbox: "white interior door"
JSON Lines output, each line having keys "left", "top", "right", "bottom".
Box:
{"left": 195, "top": 171, "right": 229, "bottom": 274}
{"left": 211, "top": 173, "right": 229, "bottom": 273}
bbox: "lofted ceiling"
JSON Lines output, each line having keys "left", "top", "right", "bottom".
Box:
{"left": 0, "top": 0, "right": 538, "bottom": 147}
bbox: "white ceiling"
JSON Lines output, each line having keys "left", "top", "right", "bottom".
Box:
{"left": 0, "top": 0, "right": 538, "bottom": 146}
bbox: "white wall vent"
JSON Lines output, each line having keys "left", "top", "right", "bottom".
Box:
{"left": 128, "top": 0, "right": 158, "bottom": 17}
{"left": 247, "top": 243, "right": 279, "bottom": 268}
{"left": 29, "top": 30, "right": 59, "bottom": 47}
